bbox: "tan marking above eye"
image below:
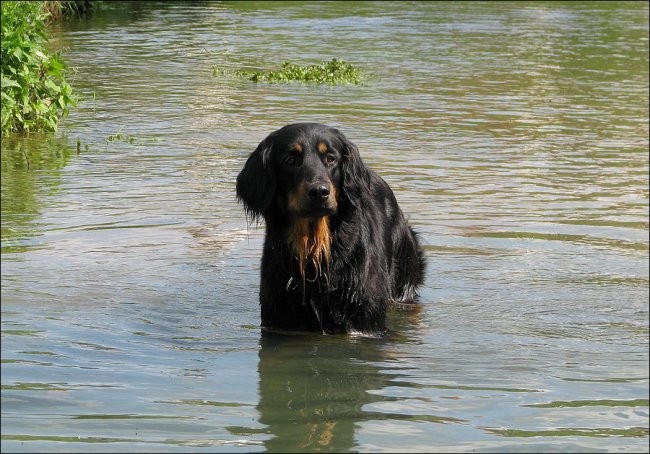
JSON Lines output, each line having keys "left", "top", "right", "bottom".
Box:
{"left": 292, "top": 143, "right": 303, "bottom": 153}
{"left": 317, "top": 142, "right": 328, "bottom": 153}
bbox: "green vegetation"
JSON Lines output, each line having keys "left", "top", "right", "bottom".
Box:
{"left": 1, "top": 1, "right": 77, "bottom": 134}
{"left": 103, "top": 127, "right": 160, "bottom": 146}
{"left": 106, "top": 127, "right": 136, "bottom": 144}
{"left": 230, "top": 58, "right": 366, "bottom": 85}
{"left": 42, "top": 1, "right": 96, "bottom": 21}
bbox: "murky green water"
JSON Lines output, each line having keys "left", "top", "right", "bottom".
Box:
{"left": 1, "top": 1, "right": 648, "bottom": 452}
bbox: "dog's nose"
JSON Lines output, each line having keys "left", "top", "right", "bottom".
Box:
{"left": 308, "top": 184, "right": 330, "bottom": 201}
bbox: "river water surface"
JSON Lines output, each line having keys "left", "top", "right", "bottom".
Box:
{"left": 1, "top": 1, "right": 648, "bottom": 452}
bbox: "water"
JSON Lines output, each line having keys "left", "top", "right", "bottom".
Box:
{"left": 1, "top": 1, "right": 648, "bottom": 452}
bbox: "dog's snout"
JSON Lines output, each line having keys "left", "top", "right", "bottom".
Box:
{"left": 308, "top": 184, "right": 330, "bottom": 201}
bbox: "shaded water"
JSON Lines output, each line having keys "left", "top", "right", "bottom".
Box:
{"left": 1, "top": 1, "right": 648, "bottom": 452}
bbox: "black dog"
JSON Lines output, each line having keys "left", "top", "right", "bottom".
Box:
{"left": 237, "top": 123, "right": 425, "bottom": 334}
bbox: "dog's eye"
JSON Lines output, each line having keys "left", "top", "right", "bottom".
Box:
{"left": 284, "top": 156, "right": 298, "bottom": 167}
{"left": 325, "top": 154, "right": 337, "bottom": 166}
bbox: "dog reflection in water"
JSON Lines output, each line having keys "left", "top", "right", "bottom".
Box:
{"left": 255, "top": 332, "right": 389, "bottom": 451}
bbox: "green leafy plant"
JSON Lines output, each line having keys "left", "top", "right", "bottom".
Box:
{"left": 1, "top": 1, "right": 77, "bottom": 134}
{"left": 230, "top": 58, "right": 366, "bottom": 85}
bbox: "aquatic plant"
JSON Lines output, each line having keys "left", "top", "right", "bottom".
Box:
{"left": 106, "top": 130, "right": 137, "bottom": 144}
{"left": 104, "top": 127, "right": 160, "bottom": 146}
{"left": 231, "top": 58, "right": 366, "bottom": 85}
{"left": 1, "top": 1, "right": 77, "bottom": 134}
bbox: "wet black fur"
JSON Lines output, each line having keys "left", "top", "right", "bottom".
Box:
{"left": 236, "top": 123, "right": 425, "bottom": 334}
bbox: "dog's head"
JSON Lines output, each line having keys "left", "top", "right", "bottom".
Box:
{"left": 236, "top": 123, "right": 365, "bottom": 222}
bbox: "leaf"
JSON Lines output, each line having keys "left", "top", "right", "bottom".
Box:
{"left": 44, "top": 79, "right": 61, "bottom": 93}
{"left": 1, "top": 76, "right": 21, "bottom": 88}
{"left": 48, "top": 57, "right": 65, "bottom": 75}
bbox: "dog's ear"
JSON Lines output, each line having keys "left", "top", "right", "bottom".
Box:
{"left": 236, "top": 136, "right": 276, "bottom": 221}
{"left": 337, "top": 131, "right": 370, "bottom": 207}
